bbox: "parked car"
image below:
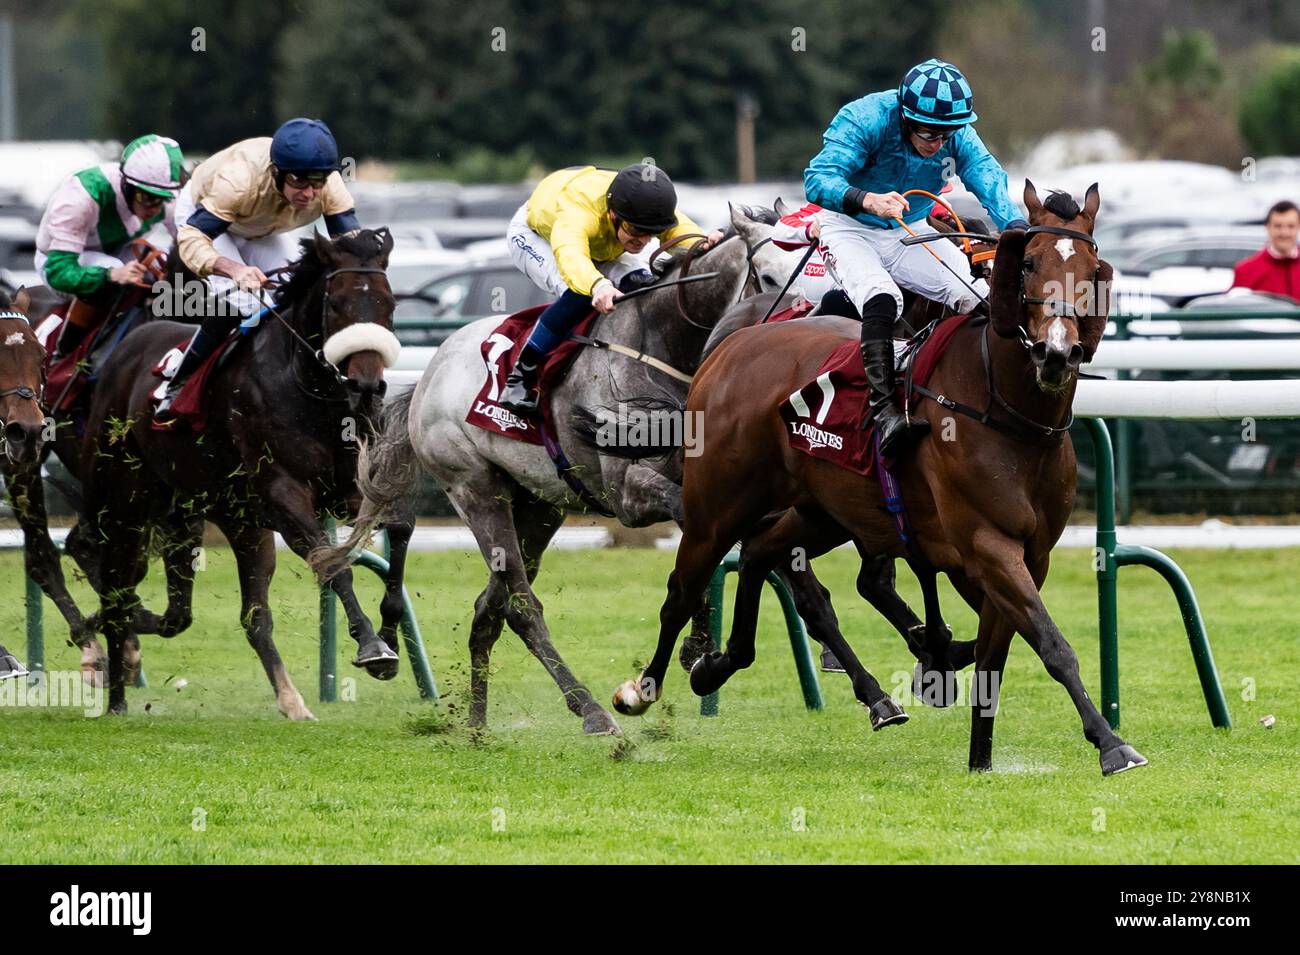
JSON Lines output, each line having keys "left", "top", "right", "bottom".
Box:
{"left": 0, "top": 217, "right": 40, "bottom": 290}
{"left": 385, "top": 246, "right": 473, "bottom": 295}
{"left": 393, "top": 259, "right": 549, "bottom": 345}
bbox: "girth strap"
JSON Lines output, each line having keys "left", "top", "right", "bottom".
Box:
{"left": 568, "top": 334, "right": 694, "bottom": 385}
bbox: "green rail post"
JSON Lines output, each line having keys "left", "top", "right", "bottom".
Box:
{"left": 319, "top": 519, "right": 339, "bottom": 703}
{"left": 700, "top": 566, "right": 725, "bottom": 717}
{"left": 25, "top": 573, "right": 43, "bottom": 678}
{"left": 352, "top": 549, "right": 438, "bottom": 701}
{"left": 1084, "top": 417, "right": 1230, "bottom": 730}
{"left": 701, "top": 551, "right": 822, "bottom": 716}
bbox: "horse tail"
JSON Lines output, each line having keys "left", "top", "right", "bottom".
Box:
{"left": 570, "top": 395, "right": 686, "bottom": 459}
{"left": 309, "top": 387, "right": 420, "bottom": 580}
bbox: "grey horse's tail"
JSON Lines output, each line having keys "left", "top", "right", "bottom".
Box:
{"left": 309, "top": 387, "right": 420, "bottom": 580}
{"left": 569, "top": 395, "right": 685, "bottom": 458}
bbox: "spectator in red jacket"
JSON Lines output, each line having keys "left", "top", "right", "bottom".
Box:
{"left": 1232, "top": 200, "right": 1300, "bottom": 300}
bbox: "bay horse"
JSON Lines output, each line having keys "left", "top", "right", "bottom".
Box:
{"left": 615, "top": 183, "right": 1149, "bottom": 776}
{"left": 2, "top": 277, "right": 203, "bottom": 686}
{"left": 82, "top": 228, "right": 403, "bottom": 718}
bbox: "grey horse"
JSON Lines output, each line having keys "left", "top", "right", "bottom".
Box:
{"left": 317, "top": 205, "right": 796, "bottom": 733}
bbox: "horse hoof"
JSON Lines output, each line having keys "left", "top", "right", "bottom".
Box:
{"left": 282, "top": 706, "right": 317, "bottom": 722}
{"left": 820, "top": 646, "right": 846, "bottom": 674}
{"left": 912, "top": 662, "right": 957, "bottom": 708}
{"left": 108, "top": 701, "right": 127, "bottom": 716}
{"left": 867, "top": 697, "right": 909, "bottom": 731}
{"left": 688, "top": 652, "right": 725, "bottom": 697}
{"left": 1100, "top": 743, "right": 1148, "bottom": 776}
{"left": 582, "top": 708, "right": 621, "bottom": 735}
{"left": 354, "top": 644, "right": 399, "bottom": 681}
{"left": 612, "top": 679, "right": 651, "bottom": 716}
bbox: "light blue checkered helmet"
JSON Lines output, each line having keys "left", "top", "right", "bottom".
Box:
{"left": 898, "top": 59, "right": 978, "bottom": 127}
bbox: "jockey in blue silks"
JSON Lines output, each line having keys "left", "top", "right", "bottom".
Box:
{"left": 804, "top": 58, "right": 1028, "bottom": 456}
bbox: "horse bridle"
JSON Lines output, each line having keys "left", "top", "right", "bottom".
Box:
{"left": 911, "top": 224, "right": 1103, "bottom": 443}
{"left": 1018, "top": 224, "right": 1101, "bottom": 324}
{"left": 0, "top": 310, "right": 44, "bottom": 454}
{"left": 983, "top": 224, "right": 1103, "bottom": 439}
{"left": 257, "top": 265, "right": 390, "bottom": 396}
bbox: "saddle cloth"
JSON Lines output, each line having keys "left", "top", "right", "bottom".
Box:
{"left": 148, "top": 331, "right": 244, "bottom": 432}
{"left": 778, "top": 312, "right": 980, "bottom": 475}
{"left": 464, "top": 305, "right": 599, "bottom": 445}
{"left": 43, "top": 306, "right": 150, "bottom": 416}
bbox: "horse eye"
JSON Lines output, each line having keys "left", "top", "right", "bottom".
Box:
{"left": 1022, "top": 256, "right": 1035, "bottom": 273}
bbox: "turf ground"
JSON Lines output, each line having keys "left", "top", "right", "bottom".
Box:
{"left": 0, "top": 544, "right": 1295, "bottom": 864}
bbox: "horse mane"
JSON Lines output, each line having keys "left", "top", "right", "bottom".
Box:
{"left": 275, "top": 229, "right": 390, "bottom": 310}
{"left": 0, "top": 286, "right": 10, "bottom": 309}
{"left": 1043, "top": 190, "right": 1081, "bottom": 222}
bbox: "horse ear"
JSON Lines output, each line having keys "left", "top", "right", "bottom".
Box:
{"left": 729, "top": 202, "right": 761, "bottom": 242}
{"left": 312, "top": 230, "right": 338, "bottom": 266}
{"left": 1079, "top": 259, "right": 1113, "bottom": 362}
{"left": 1082, "top": 182, "right": 1101, "bottom": 223}
{"left": 989, "top": 228, "right": 1028, "bottom": 338}
{"left": 13, "top": 286, "right": 31, "bottom": 315}
{"left": 774, "top": 196, "right": 791, "bottom": 216}
{"left": 1023, "top": 179, "right": 1042, "bottom": 222}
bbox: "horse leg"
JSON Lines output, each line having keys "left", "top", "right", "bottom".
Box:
{"left": 376, "top": 504, "right": 415, "bottom": 653}
{"left": 263, "top": 475, "right": 398, "bottom": 680}
{"left": 614, "top": 515, "right": 742, "bottom": 716}
{"left": 466, "top": 493, "right": 565, "bottom": 731}
{"left": 154, "top": 512, "right": 202, "bottom": 638}
{"left": 98, "top": 521, "right": 149, "bottom": 716}
{"left": 691, "top": 506, "right": 908, "bottom": 730}
{"left": 969, "top": 534, "right": 1146, "bottom": 776}
{"left": 219, "top": 520, "right": 313, "bottom": 720}
{"left": 967, "top": 601, "right": 1013, "bottom": 772}
{"left": 4, "top": 460, "right": 93, "bottom": 645}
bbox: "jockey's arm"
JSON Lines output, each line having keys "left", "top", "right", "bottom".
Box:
{"left": 42, "top": 250, "right": 110, "bottom": 297}
{"left": 549, "top": 207, "right": 607, "bottom": 298}
{"left": 952, "top": 126, "right": 1026, "bottom": 231}
{"left": 804, "top": 105, "right": 882, "bottom": 217}
{"left": 322, "top": 175, "right": 360, "bottom": 237}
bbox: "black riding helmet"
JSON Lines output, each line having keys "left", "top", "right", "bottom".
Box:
{"left": 606, "top": 164, "right": 680, "bottom": 234}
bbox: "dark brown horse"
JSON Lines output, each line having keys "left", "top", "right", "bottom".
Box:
{"left": 616, "top": 183, "right": 1146, "bottom": 776}
{"left": 82, "top": 229, "right": 403, "bottom": 718}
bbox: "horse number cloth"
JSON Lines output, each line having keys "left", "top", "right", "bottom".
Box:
{"left": 778, "top": 311, "right": 979, "bottom": 474}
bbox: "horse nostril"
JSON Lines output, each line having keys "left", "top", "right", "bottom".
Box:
{"left": 1031, "top": 341, "right": 1048, "bottom": 364}
{"left": 376, "top": 379, "right": 388, "bottom": 398}
{"left": 4, "top": 422, "right": 26, "bottom": 446}
{"left": 1068, "top": 344, "right": 1085, "bottom": 367}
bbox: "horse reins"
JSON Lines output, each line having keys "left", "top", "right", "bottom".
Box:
{"left": 907, "top": 223, "right": 1104, "bottom": 443}
{"left": 0, "top": 310, "right": 44, "bottom": 455}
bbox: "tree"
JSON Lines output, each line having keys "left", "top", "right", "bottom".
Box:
{"left": 1239, "top": 54, "right": 1300, "bottom": 156}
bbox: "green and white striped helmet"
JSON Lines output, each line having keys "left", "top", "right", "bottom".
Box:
{"left": 121, "top": 134, "right": 184, "bottom": 197}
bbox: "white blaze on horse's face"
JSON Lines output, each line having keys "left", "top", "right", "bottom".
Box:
{"left": 1047, "top": 317, "right": 1068, "bottom": 352}
{"left": 1055, "top": 237, "right": 1077, "bottom": 263}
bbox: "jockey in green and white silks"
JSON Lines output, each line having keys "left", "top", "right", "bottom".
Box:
{"left": 35, "top": 134, "right": 184, "bottom": 357}
{"left": 804, "top": 58, "right": 1028, "bottom": 457}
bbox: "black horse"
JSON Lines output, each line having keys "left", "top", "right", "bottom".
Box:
{"left": 82, "top": 228, "right": 403, "bottom": 718}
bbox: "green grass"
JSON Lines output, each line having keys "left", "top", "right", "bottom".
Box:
{"left": 0, "top": 544, "right": 1296, "bottom": 864}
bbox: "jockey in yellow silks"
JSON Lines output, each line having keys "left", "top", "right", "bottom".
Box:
{"left": 499, "top": 164, "right": 722, "bottom": 414}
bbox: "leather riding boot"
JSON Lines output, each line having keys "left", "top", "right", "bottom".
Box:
{"left": 54, "top": 299, "right": 108, "bottom": 359}
{"left": 499, "top": 344, "right": 543, "bottom": 415}
{"left": 860, "top": 300, "right": 929, "bottom": 458}
{"left": 155, "top": 327, "right": 222, "bottom": 418}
